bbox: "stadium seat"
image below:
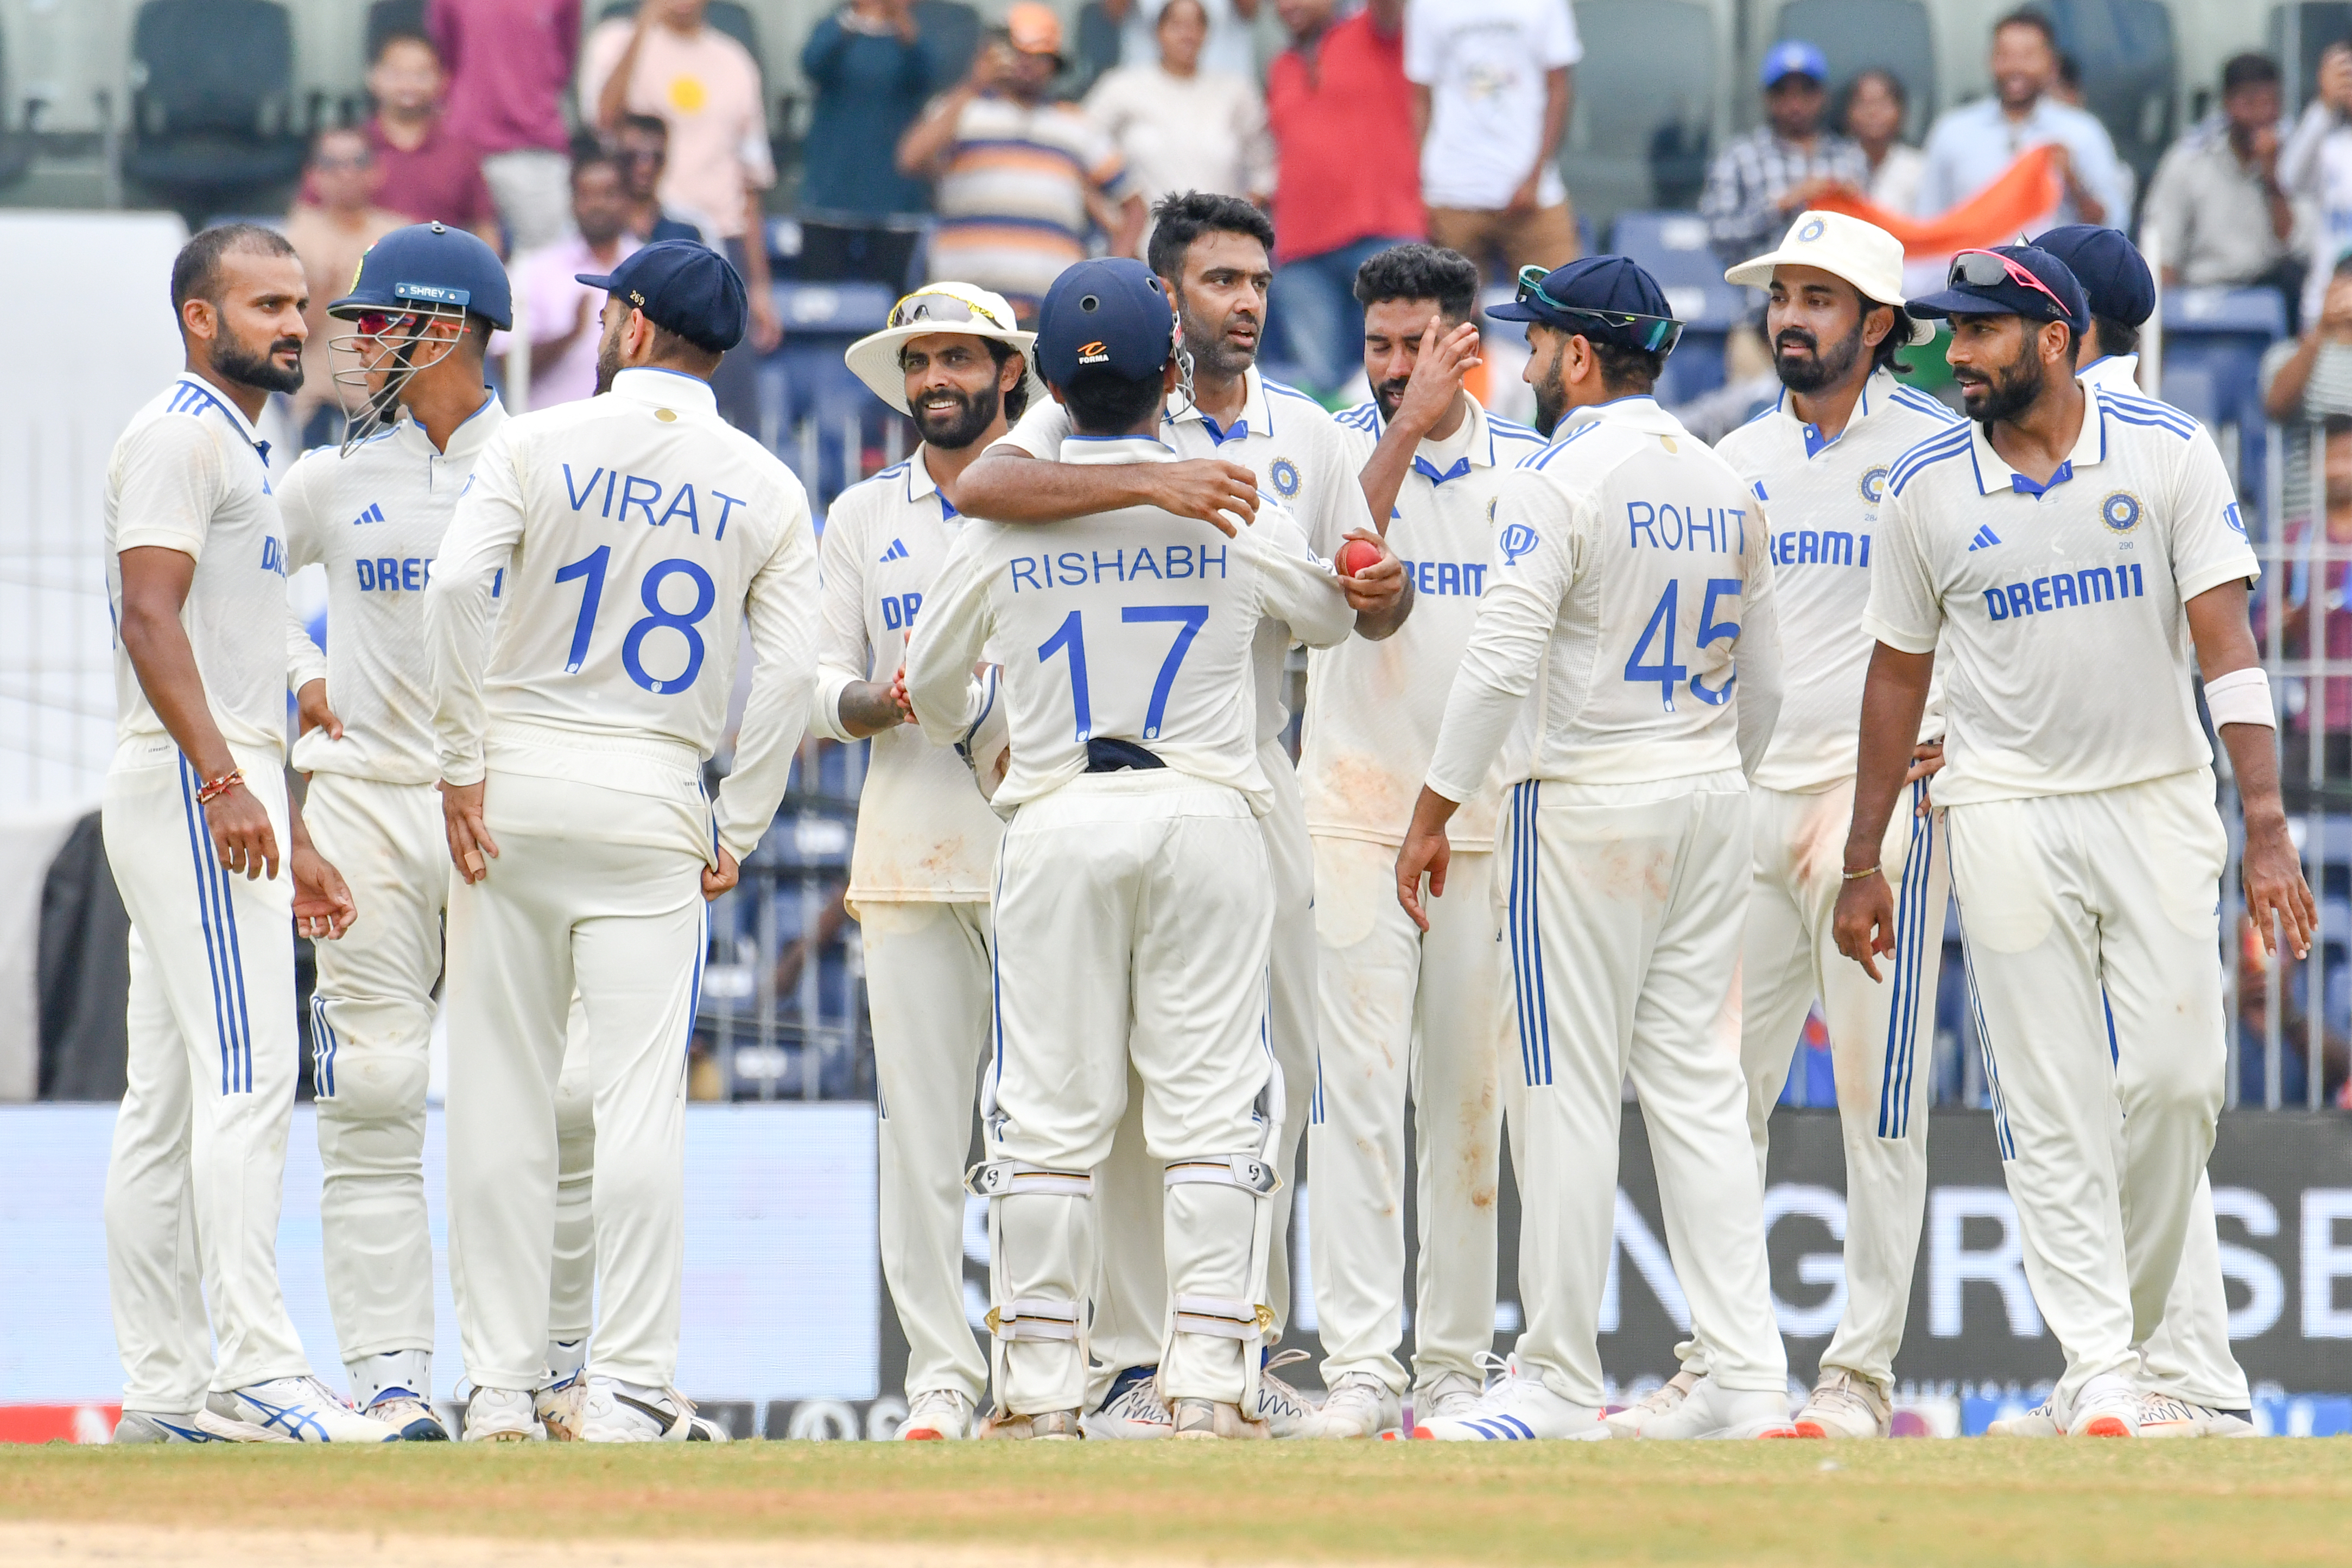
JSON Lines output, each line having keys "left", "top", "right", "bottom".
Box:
{"left": 912, "top": 1, "right": 983, "bottom": 90}
{"left": 2268, "top": 4, "right": 2352, "bottom": 106}
{"left": 770, "top": 280, "right": 898, "bottom": 506}
{"left": 2163, "top": 285, "right": 2287, "bottom": 481}
{"left": 1562, "top": 1, "right": 1719, "bottom": 232}
{"left": 122, "top": 0, "right": 310, "bottom": 227}
{"left": 596, "top": 1, "right": 763, "bottom": 67}
{"left": 365, "top": 0, "right": 427, "bottom": 60}
{"left": 2030, "top": 0, "right": 2177, "bottom": 194}
{"left": 0, "top": 17, "right": 36, "bottom": 193}
{"left": 1609, "top": 211, "right": 1747, "bottom": 404}
{"left": 1770, "top": 0, "right": 1936, "bottom": 138}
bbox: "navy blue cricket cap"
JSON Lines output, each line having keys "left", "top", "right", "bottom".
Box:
{"left": 578, "top": 239, "right": 747, "bottom": 353}
{"left": 1906, "top": 244, "right": 2089, "bottom": 332}
{"left": 330, "top": 221, "right": 512, "bottom": 331}
{"left": 2031, "top": 224, "right": 2154, "bottom": 328}
{"left": 1036, "top": 257, "right": 1175, "bottom": 385}
{"left": 1488, "top": 254, "right": 1681, "bottom": 352}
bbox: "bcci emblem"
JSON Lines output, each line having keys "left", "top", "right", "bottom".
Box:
{"left": 2224, "top": 501, "right": 2247, "bottom": 536}
{"left": 1270, "top": 457, "right": 1301, "bottom": 499}
{"left": 1859, "top": 465, "right": 1890, "bottom": 504}
{"left": 2101, "top": 491, "right": 2142, "bottom": 533}
{"left": 1499, "top": 522, "right": 1540, "bottom": 564}
{"left": 1796, "top": 217, "right": 1827, "bottom": 243}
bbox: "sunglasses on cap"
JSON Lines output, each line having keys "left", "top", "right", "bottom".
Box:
{"left": 1948, "top": 249, "right": 2073, "bottom": 321}
{"left": 889, "top": 289, "right": 1012, "bottom": 333}
{"left": 1514, "top": 266, "right": 1683, "bottom": 353}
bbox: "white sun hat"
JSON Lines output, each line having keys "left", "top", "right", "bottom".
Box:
{"left": 845, "top": 282, "right": 1043, "bottom": 415}
{"left": 1725, "top": 210, "right": 1939, "bottom": 345}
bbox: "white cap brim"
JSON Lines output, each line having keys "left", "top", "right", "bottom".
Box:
{"left": 846, "top": 322, "right": 1043, "bottom": 416}
{"left": 1726, "top": 215, "right": 1939, "bottom": 346}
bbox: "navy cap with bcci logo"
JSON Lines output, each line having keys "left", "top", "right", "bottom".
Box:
{"left": 2031, "top": 224, "right": 2156, "bottom": 328}
{"left": 329, "top": 220, "right": 513, "bottom": 330}
{"left": 1488, "top": 254, "right": 1683, "bottom": 354}
{"left": 578, "top": 238, "right": 749, "bottom": 353}
{"left": 1037, "top": 257, "right": 1176, "bottom": 384}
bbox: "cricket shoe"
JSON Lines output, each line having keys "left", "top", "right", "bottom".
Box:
{"left": 1256, "top": 1349, "right": 1317, "bottom": 1438}
{"left": 1081, "top": 1365, "right": 1172, "bottom": 1439}
{"left": 981, "top": 1407, "right": 1082, "bottom": 1440}
{"left": 1791, "top": 1368, "right": 1891, "bottom": 1439}
{"left": 1308, "top": 1372, "right": 1400, "bottom": 1438}
{"left": 575, "top": 1377, "right": 712, "bottom": 1442}
{"left": 896, "top": 1388, "right": 977, "bottom": 1441}
{"left": 463, "top": 1386, "right": 541, "bottom": 1442}
{"left": 210, "top": 1377, "right": 401, "bottom": 1442}
{"left": 111, "top": 1408, "right": 289, "bottom": 1444}
{"left": 1399, "top": 1357, "right": 1607, "bottom": 1441}
{"left": 1985, "top": 1399, "right": 2061, "bottom": 1437}
{"left": 2137, "top": 1394, "right": 2256, "bottom": 1438}
{"left": 362, "top": 1391, "right": 449, "bottom": 1441}
{"left": 1601, "top": 1368, "right": 1698, "bottom": 1437}
{"left": 2066, "top": 1374, "right": 2140, "bottom": 1438}
{"left": 1171, "top": 1398, "right": 1267, "bottom": 1440}
{"left": 1413, "top": 1367, "right": 1488, "bottom": 1423}
{"left": 1627, "top": 1375, "right": 1797, "bottom": 1439}
{"left": 535, "top": 1375, "right": 584, "bottom": 1442}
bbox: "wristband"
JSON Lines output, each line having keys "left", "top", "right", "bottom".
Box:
{"left": 1841, "top": 863, "right": 1881, "bottom": 883}
{"left": 195, "top": 768, "right": 245, "bottom": 804}
{"left": 2204, "top": 666, "right": 2275, "bottom": 729}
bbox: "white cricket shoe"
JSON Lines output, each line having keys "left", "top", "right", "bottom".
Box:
{"left": 896, "top": 1388, "right": 976, "bottom": 1441}
{"left": 2066, "top": 1374, "right": 2140, "bottom": 1439}
{"left": 535, "top": 1377, "right": 584, "bottom": 1442}
{"left": 1401, "top": 1357, "right": 1607, "bottom": 1442}
{"left": 1414, "top": 1368, "right": 1487, "bottom": 1423}
{"left": 2137, "top": 1394, "right": 2257, "bottom": 1439}
{"left": 111, "top": 1408, "right": 289, "bottom": 1444}
{"left": 981, "top": 1407, "right": 1082, "bottom": 1440}
{"left": 1627, "top": 1375, "right": 1797, "bottom": 1439}
{"left": 362, "top": 1392, "right": 449, "bottom": 1442}
{"left": 1171, "top": 1398, "right": 1267, "bottom": 1440}
{"left": 1082, "top": 1366, "right": 1172, "bottom": 1439}
{"left": 1791, "top": 1368, "right": 1891, "bottom": 1439}
{"left": 1985, "top": 1399, "right": 2061, "bottom": 1437}
{"left": 575, "top": 1377, "right": 707, "bottom": 1442}
{"left": 1602, "top": 1368, "right": 1699, "bottom": 1438}
{"left": 1308, "top": 1372, "right": 1401, "bottom": 1438}
{"left": 1256, "top": 1349, "right": 1317, "bottom": 1439}
{"left": 211, "top": 1377, "right": 400, "bottom": 1443}
{"left": 464, "top": 1386, "right": 541, "bottom": 1442}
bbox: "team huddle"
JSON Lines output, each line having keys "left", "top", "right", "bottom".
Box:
{"left": 99, "top": 187, "right": 2313, "bottom": 1446}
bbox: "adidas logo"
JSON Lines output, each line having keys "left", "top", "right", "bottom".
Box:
{"left": 878, "top": 537, "right": 909, "bottom": 562}
{"left": 1967, "top": 524, "right": 2001, "bottom": 552}
{"left": 351, "top": 502, "right": 386, "bottom": 526}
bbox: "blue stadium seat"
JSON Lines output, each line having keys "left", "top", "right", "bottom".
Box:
{"left": 1609, "top": 211, "right": 1747, "bottom": 404}
{"left": 123, "top": 0, "right": 309, "bottom": 226}
{"left": 2030, "top": 0, "right": 2177, "bottom": 194}
{"left": 596, "top": 1, "right": 762, "bottom": 67}
{"left": 365, "top": 0, "right": 427, "bottom": 60}
{"left": 771, "top": 281, "right": 898, "bottom": 507}
{"left": 1771, "top": 0, "right": 1936, "bottom": 141}
{"left": 0, "top": 15, "right": 36, "bottom": 193}
{"left": 2161, "top": 286, "right": 2287, "bottom": 480}
{"left": 1562, "top": 1, "right": 1718, "bottom": 232}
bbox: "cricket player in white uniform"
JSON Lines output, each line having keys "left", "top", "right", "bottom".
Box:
{"left": 1396, "top": 256, "right": 1792, "bottom": 1442}
{"left": 825, "top": 283, "right": 1039, "bottom": 1441}
{"left": 1306, "top": 243, "right": 1546, "bottom": 1438}
{"left": 905, "top": 257, "right": 1355, "bottom": 1440}
{"left": 428, "top": 241, "right": 819, "bottom": 1442}
{"left": 102, "top": 224, "right": 394, "bottom": 1444}
{"left": 1837, "top": 245, "right": 2313, "bottom": 1438}
{"left": 954, "top": 194, "right": 1408, "bottom": 1437}
{"left": 1630, "top": 213, "right": 1958, "bottom": 1440}
{"left": 1986, "top": 224, "right": 2258, "bottom": 1438}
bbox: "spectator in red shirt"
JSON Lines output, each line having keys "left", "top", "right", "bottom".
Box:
{"left": 428, "top": 0, "right": 581, "bottom": 253}
{"left": 1265, "top": 0, "right": 1424, "bottom": 395}
{"left": 365, "top": 31, "right": 502, "bottom": 251}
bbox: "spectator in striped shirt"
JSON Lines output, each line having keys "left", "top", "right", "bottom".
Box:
{"left": 1699, "top": 41, "right": 1868, "bottom": 273}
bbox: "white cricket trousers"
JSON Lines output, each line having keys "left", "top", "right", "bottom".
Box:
{"left": 863, "top": 898, "right": 993, "bottom": 1405}
{"left": 984, "top": 771, "right": 1277, "bottom": 1415}
{"left": 1086, "top": 738, "right": 1312, "bottom": 1402}
{"left": 102, "top": 738, "right": 313, "bottom": 1409}
{"left": 1947, "top": 768, "right": 2229, "bottom": 1418}
{"left": 1501, "top": 772, "right": 1787, "bottom": 1408}
{"left": 1308, "top": 836, "right": 1504, "bottom": 1395}
{"left": 446, "top": 767, "right": 707, "bottom": 1392}
{"left": 1713, "top": 777, "right": 1949, "bottom": 1388}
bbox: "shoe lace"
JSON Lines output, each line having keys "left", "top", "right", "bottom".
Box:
{"left": 909, "top": 1388, "right": 967, "bottom": 1419}
{"left": 1810, "top": 1373, "right": 1874, "bottom": 1416}
{"left": 1326, "top": 1374, "right": 1386, "bottom": 1418}
{"left": 1258, "top": 1349, "right": 1313, "bottom": 1415}
{"left": 1472, "top": 1351, "right": 1512, "bottom": 1394}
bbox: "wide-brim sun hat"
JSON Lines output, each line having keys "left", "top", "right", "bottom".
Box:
{"left": 1725, "top": 210, "right": 1938, "bottom": 346}
{"left": 845, "top": 283, "right": 1042, "bottom": 416}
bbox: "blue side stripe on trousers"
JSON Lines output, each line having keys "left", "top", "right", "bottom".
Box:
{"left": 2101, "top": 986, "right": 2119, "bottom": 1067}
{"left": 1956, "top": 923, "right": 2016, "bottom": 1160}
{"left": 187, "top": 762, "right": 256, "bottom": 1094}
{"left": 1876, "top": 781, "right": 1934, "bottom": 1139}
{"left": 309, "top": 993, "right": 340, "bottom": 1098}
{"left": 1507, "top": 782, "right": 1553, "bottom": 1088}
{"left": 176, "top": 759, "right": 240, "bottom": 1095}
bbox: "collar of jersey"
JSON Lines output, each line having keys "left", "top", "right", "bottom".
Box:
{"left": 1966, "top": 381, "right": 2109, "bottom": 496}
{"left": 902, "top": 445, "right": 944, "bottom": 503}
{"left": 171, "top": 373, "right": 267, "bottom": 455}
{"left": 395, "top": 390, "right": 506, "bottom": 461}
{"left": 1171, "top": 366, "right": 1271, "bottom": 444}
{"left": 1061, "top": 434, "right": 1177, "bottom": 465}
{"left": 611, "top": 365, "right": 718, "bottom": 416}
{"left": 1555, "top": 392, "right": 1682, "bottom": 440}
{"left": 1774, "top": 368, "right": 1900, "bottom": 459}
{"left": 1361, "top": 392, "right": 1500, "bottom": 472}
{"left": 2075, "top": 353, "right": 2139, "bottom": 395}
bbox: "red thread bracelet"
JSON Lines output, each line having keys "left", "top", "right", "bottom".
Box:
{"left": 195, "top": 768, "right": 244, "bottom": 804}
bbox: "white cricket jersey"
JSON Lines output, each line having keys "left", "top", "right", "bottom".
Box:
{"left": 278, "top": 394, "right": 509, "bottom": 786}
{"left": 1425, "top": 395, "right": 1784, "bottom": 798}
{"left": 2076, "top": 353, "right": 2141, "bottom": 394}
{"left": 427, "top": 367, "right": 819, "bottom": 862}
{"left": 1711, "top": 370, "right": 1962, "bottom": 793}
{"left": 999, "top": 365, "right": 1376, "bottom": 740}
{"left": 810, "top": 447, "right": 1005, "bottom": 904}
{"left": 104, "top": 376, "right": 295, "bottom": 757}
{"left": 1866, "top": 378, "right": 2259, "bottom": 806}
{"left": 905, "top": 434, "right": 1354, "bottom": 816}
{"left": 1305, "top": 394, "right": 1547, "bottom": 848}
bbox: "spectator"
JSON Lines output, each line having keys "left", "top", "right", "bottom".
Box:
{"left": 799, "top": 0, "right": 939, "bottom": 285}
{"left": 1085, "top": 0, "right": 1273, "bottom": 236}
{"left": 613, "top": 114, "right": 709, "bottom": 245}
{"left": 898, "top": 5, "right": 1145, "bottom": 323}
{"left": 2145, "top": 54, "right": 2302, "bottom": 328}
{"left": 497, "top": 151, "right": 642, "bottom": 411}
{"left": 2262, "top": 255, "right": 2352, "bottom": 525}
{"left": 282, "top": 127, "right": 408, "bottom": 444}
{"left": 362, "top": 31, "right": 500, "bottom": 249}
{"left": 2283, "top": 41, "right": 2352, "bottom": 334}
{"left": 1264, "top": 0, "right": 1423, "bottom": 395}
{"left": 1105, "top": 0, "right": 1260, "bottom": 80}
{"left": 1700, "top": 42, "right": 1867, "bottom": 272}
{"left": 1843, "top": 68, "right": 1924, "bottom": 217}
{"left": 427, "top": 0, "right": 580, "bottom": 253}
{"left": 2267, "top": 418, "right": 2352, "bottom": 812}
{"left": 1914, "top": 9, "right": 2129, "bottom": 227}
{"left": 1405, "top": 0, "right": 1580, "bottom": 289}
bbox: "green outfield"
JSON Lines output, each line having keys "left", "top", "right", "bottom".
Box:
{"left": 5, "top": 1438, "right": 2352, "bottom": 1566}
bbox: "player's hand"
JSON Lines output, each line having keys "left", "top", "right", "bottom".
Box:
{"left": 1904, "top": 739, "right": 1944, "bottom": 813}
{"left": 1506, "top": 168, "right": 1543, "bottom": 217}
{"left": 1392, "top": 319, "right": 1483, "bottom": 441}
{"left": 748, "top": 290, "right": 783, "bottom": 354}
{"left": 702, "top": 845, "right": 740, "bottom": 902}
{"left": 290, "top": 842, "right": 358, "bottom": 941}
{"left": 205, "top": 779, "right": 281, "bottom": 881}
{"left": 2241, "top": 813, "right": 2317, "bottom": 961}
{"left": 1396, "top": 822, "right": 1450, "bottom": 934}
{"left": 838, "top": 675, "right": 915, "bottom": 736}
{"left": 1148, "top": 459, "right": 1260, "bottom": 537}
{"left": 1339, "top": 528, "right": 1406, "bottom": 618}
{"left": 439, "top": 778, "right": 499, "bottom": 885}
{"left": 295, "top": 678, "right": 343, "bottom": 742}
{"left": 1832, "top": 869, "right": 1897, "bottom": 982}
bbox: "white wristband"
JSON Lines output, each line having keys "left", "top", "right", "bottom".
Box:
{"left": 2204, "top": 666, "right": 2275, "bottom": 729}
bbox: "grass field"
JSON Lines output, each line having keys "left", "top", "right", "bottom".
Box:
{"left": 7, "top": 1439, "right": 2352, "bottom": 1567}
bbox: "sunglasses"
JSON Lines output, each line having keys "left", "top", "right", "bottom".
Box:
{"left": 888, "top": 290, "right": 1011, "bottom": 333}
{"left": 1948, "top": 250, "right": 2072, "bottom": 320}
{"left": 1515, "top": 265, "right": 1683, "bottom": 353}
{"left": 346, "top": 310, "right": 419, "bottom": 338}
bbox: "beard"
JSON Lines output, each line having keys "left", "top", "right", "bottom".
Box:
{"left": 1181, "top": 300, "right": 1258, "bottom": 384}
{"left": 1956, "top": 345, "right": 2046, "bottom": 424}
{"left": 1373, "top": 378, "right": 1410, "bottom": 423}
{"left": 911, "top": 380, "right": 1003, "bottom": 450}
{"left": 215, "top": 332, "right": 304, "bottom": 395}
{"left": 1774, "top": 320, "right": 1863, "bottom": 394}
{"left": 1531, "top": 340, "right": 1571, "bottom": 437}
{"left": 593, "top": 315, "right": 623, "bottom": 395}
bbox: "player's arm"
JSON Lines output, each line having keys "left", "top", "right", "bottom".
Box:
{"left": 1732, "top": 524, "right": 1783, "bottom": 779}
{"left": 1357, "top": 320, "right": 1481, "bottom": 530}
{"left": 274, "top": 455, "right": 339, "bottom": 742}
{"left": 1298, "top": 433, "right": 1411, "bottom": 637}
{"left": 711, "top": 493, "right": 822, "bottom": 896}
{"left": 903, "top": 534, "right": 993, "bottom": 746}
{"left": 423, "top": 428, "right": 527, "bottom": 883}
{"left": 806, "top": 502, "right": 905, "bottom": 742}
{"left": 950, "top": 443, "right": 1261, "bottom": 537}
{"left": 1252, "top": 511, "right": 1355, "bottom": 651}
